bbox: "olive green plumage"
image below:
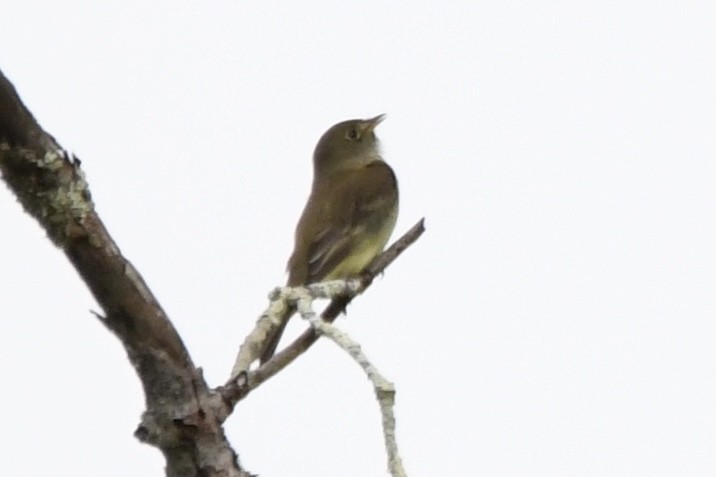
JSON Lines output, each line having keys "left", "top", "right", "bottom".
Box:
{"left": 260, "top": 115, "right": 399, "bottom": 364}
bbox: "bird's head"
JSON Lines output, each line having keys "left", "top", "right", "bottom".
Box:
{"left": 313, "top": 114, "right": 385, "bottom": 175}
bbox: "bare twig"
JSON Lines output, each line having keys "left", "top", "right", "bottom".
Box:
{"left": 291, "top": 284, "right": 407, "bottom": 477}
{"left": 223, "top": 218, "right": 426, "bottom": 403}
{"left": 230, "top": 277, "right": 364, "bottom": 377}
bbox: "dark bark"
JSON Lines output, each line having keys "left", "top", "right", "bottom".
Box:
{"left": 0, "top": 69, "right": 250, "bottom": 477}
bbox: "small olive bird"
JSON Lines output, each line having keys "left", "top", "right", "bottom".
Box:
{"left": 259, "top": 114, "right": 399, "bottom": 364}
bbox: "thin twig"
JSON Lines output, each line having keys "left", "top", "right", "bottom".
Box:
{"left": 292, "top": 287, "right": 407, "bottom": 477}
{"left": 223, "top": 218, "right": 425, "bottom": 403}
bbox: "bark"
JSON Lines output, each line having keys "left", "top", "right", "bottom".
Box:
{"left": 0, "top": 69, "right": 250, "bottom": 477}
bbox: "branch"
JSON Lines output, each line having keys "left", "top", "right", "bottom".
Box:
{"left": 221, "top": 218, "right": 425, "bottom": 404}
{"left": 292, "top": 286, "right": 408, "bottom": 477}
{"left": 0, "top": 69, "right": 250, "bottom": 477}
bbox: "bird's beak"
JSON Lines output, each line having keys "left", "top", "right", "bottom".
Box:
{"left": 363, "top": 114, "right": 386, "bottom": 132}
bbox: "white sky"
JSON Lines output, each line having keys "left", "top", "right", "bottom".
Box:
{"left": 1, "top": 2, "right": 715, "bottom": 476}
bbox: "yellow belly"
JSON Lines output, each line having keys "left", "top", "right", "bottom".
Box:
{"left": 323, "top": 208, "right": 398, "bottom": 280}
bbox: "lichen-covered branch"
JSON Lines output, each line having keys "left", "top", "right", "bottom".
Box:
{"left": 0, "top": 69, "right": 250, "bottom": 477}
{"left": 294, "top": 285, "right": 407, "bottom": 477}
{"left": 222, "top": 218, "right": 426, "bottom": 404}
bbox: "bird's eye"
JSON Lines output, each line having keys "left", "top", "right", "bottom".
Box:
{"left": 346, "top": 129, "right": 360, "bottom": 140}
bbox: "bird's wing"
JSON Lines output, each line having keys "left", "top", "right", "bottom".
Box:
{"left": 304, "top": 214, "right": 357, "bottom": 282}
{"left": 297, "top": 161, "right": 398, "bottom": 284}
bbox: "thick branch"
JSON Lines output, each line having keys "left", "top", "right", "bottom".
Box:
{"left": 0, "top": 69, "right": 249, "bottom": 477}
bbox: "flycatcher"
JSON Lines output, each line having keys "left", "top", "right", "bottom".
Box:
{"left": 260, "top": 114, "right": 399, "bottom": 364}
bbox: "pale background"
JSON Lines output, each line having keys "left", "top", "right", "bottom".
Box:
{"left": 1, "top": 2, "right": 714, "bottom": 476}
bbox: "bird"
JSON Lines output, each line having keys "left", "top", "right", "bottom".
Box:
{"left": 259, "top": 114, "right": 399, "bottom": 364}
